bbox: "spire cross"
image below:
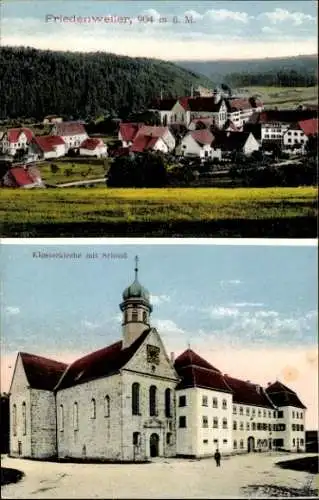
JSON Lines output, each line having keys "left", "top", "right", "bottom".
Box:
{"left": 134, "top": 255, "right": 139, "bottom": 280}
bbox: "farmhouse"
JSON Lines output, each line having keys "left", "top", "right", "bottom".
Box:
{"left": 2, "top": 165, "right": 44, "bottom": 188}
{"left": 30, "top": 135, "right": 67, "bottom": 160}
{"left": 9, "top": 258, "right": 307, "bottom": 461}
{"left": 0, "top": 128, "right": 34, "bottom": 156}
{"left": 179, "top": 130, "right": 221, "bottom": 160}
{"left": 51, "top": 122, "right": 88, "bottom": 151}
{"left": 80, "top": 138, "right": 108, "bottom": 158}
{"left": 119, "top": 124, "right": 175, "bottom": 152}
{"left": 282, "top": 118, "right": 318, "bottom": 150}
{"left": 215, "top": 131, "right": 260, "bottom": 157}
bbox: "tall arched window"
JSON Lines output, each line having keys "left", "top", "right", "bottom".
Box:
{"left": 91, "top": 398, "right": 96, "bottom": 419}
{"left": 149, "top": 385, "right": 157, "bottom": 416}
{"left": 59, "top": 404, "right": 64, "bottom": 432}
{"left": 12, "top": 404, "right": 17, "bottom": 436}
{"left": 132, "top": 383, "right": 140, "bottom": 415}
{"left": 143, "top": 311, "right": 147, "bottom": 323}
{"left": 132, "top": 309, "right": 138, "bottom": 322}
{"left": 165, "top": 388, "right": 172, "bottom": 417}
{"left": 22, "top": 402, "right": 26, "bottom": 435}
{"left": 104, "top": 395, "right": 110, "bottom": 417}
{"left": 73, "top": 402, "right": 79, "bottom": 430}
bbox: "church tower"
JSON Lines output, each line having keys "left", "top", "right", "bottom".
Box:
{"left": 120, "top": 256, "right": 153, "bottom": 349}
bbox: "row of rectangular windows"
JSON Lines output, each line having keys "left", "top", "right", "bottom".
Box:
{"left": 233, "top": 422, "right": 287, "bottom": 431}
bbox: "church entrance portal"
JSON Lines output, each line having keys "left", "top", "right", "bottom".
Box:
{"left": 150, "top": 433, "right": 159, "bottom": 457}
{"left": 247, "top": 436, "right": 255, "bottom": 452}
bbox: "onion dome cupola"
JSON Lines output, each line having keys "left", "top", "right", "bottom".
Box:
{"left": 120, "top": 256, "right": 153, "bottom": 349}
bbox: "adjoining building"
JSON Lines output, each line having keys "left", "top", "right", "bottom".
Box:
{"left": 9, "top": 259, "right": 307, "bottom": 461}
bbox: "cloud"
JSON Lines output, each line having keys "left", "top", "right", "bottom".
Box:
{"left": 232, "top": 302, "right": 265, "bottom": 308}
{"left": 81, "top": 319, "right": 100, "bottom": 330}
{"left": 209, "top": 306, "right": 240, "bottom": 318}
{"left": 205, "top": 9, "right": 251, "bottom": 24}
{"left": 220, "top": 279, "right": 242, "bottom": 287}
{"left": 150, "top": 294, "right": 171, "bottom": 306}
{"left": 4, "top": 306, "right": 20, "bottom": 316}
{"left": 260, "top": 8, "right": 316, "bottom": 26}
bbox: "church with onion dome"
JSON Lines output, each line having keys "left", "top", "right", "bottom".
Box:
{"left": 9, "top": 257, "right": 307, "bottom": 461}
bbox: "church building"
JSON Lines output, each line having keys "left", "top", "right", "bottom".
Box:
{"left": 9, "top": 258, "right": 307, "bottom": 461}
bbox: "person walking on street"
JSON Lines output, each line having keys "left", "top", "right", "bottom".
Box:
{"left": 214, "top": 449, "right": 221, "bottom": 467}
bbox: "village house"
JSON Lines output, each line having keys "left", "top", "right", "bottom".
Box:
{"left": 214, "top": 131, "right": 260, "bottom": 157}
{"left": 225, "top": 97, "right": 264, "bottom": 129}
{"left": 178, "top": 129, "right": 221, "bottom": 160}
{"left": 9, "top": 258, "right": 307, "bottom": 461}
{"left": 118, "top": 124, "right": 176, "bottom": 152}
{"left": 50, "top": 122, "right": 88, "bottom": 152}
{"left": 79, "top": 138, "right": 108, "bottom": 158}
{"left": 282, "top": 118, "right": 318, "bottom": 152}
{"left": 43, "top": 115, "right": 63, "bottom": 125}
{"left": 118, "top": 123, "right": 143, "bottom": 148}
{"left": 30, "top": 135, "right": 67, "bottom": 160}
{"left": 0, "top": 128, "right": 34, "bottom": 156}
{"left": 2, "top": 165, "right": 44, "bottom": 188}
{"left": 148, "top": 98, "right": 190, "bottom": 127}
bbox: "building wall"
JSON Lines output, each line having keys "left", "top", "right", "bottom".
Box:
{"left": 56, "top": 374, "right": 123, "bottom": 460}
{"left": 79, "top": 145, "right": 108, "bottom": 157}
{"left": 243, "top": 134, "right": 260, "bottom": 155}
{"left": 283, "top": 128, "right": 307, "bottom": 148}
{"left": 232, "top": 403, "right": 276, "bottom": 453}
{"left": 162, "top": 130, "right": 176, "bottom": 151}
{"left": 30, "top": 389, "right": 57, "bottom": 458}
{"left": 1, "top": 132, "right": 30, "bottom": 156}
{"left": 152, "top": 137, "right": 169, "bottom": 154}
{"left": 176, "top": 388, "right": 198, "bottom": 456}
{"left": 9, "top": 356, "right": 32, "bottom": 458}
{"left": 261, "top": 123, "right": 289, "bottom": 142}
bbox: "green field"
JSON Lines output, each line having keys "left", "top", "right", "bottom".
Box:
{"left": 1, "top": 187, "right": 317, "bottom": 237}
{"left": 38, "top": 161, "right": 108, "bottom": 185}
{"left": 242, "top": 86, "right": 318, "bottom": 108}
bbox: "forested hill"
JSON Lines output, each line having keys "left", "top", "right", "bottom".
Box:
{"left": 177, "top": 55, "right": 318, "bottom": 86}
{"left": 0, "top": 46, "right": 213, "bottom": 120}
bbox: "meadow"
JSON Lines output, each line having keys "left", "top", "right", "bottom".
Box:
{"left": 241, "top": 86, "right": 318, "bottom": 108}
{"left": 1, "top": 186, "right": 317, "bottom": 237}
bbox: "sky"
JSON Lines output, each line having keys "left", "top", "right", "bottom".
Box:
{"left": 1, "top": 0, "right": 317, "bottom": 60}
{"left": 1, "top": 241, "right": 318, "bottom": 429}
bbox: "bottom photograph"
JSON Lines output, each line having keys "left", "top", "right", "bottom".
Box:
{"left": 1, "top": 242, "right": 318, "bottom": 499}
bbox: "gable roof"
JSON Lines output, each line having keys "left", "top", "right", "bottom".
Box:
{"left": 298, "top": 118, "right": 318, "bottom": 136}
{"left": 175, "top": 349, "right": 221, "bottom": 372}
{"left": 53, "top": 122, "right": 87, "bottom": 137}
{"left": 6, "top": 127, "right": 33, "bottom": 143}
{"left": 215, "top": 131, "right": 254, "bottom": 151}
{"left": 224, "top": 375, "right": 275, "bottom": 408}
{"left": 56, "top": 328, "right": 152, "bottom": 390}
{"left": 266, "top": 381, "right": 306, "bottom": 409}
{"left": 137, "top": 125, "right": 169, "bottom": 138}
{"left": 119, "top": 123, "right": 143, "bottom": 142}
{"left": 186, "top": 97, "right": 225, "bottom": 113}
{"left": 19, "top": 352, "right": 68, "bottom": 391}
{"left": 189, "top": 129, "right": 214, "bottom": 146}
{"left": 80, "top": 137, "right": 105, "bottom": 150}
{"left": 149, "top": 98, "right": 179, "bottom": 111}
{"left": 131, "top": 135, "right": 159, "bottom": 153}
{"left": 33, "top": 135, "right": 65, "bottom": 153}
{"left": 6, "top": 166, "right": 41, "bottom": 187}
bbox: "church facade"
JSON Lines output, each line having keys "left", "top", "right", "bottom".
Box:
{"left": 9, "top": 259, "right": 307, "bottom": 461}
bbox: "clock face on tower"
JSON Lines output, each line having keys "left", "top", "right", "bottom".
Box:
{"left": 146, "top": 344, "right": 160, "bottom": 365}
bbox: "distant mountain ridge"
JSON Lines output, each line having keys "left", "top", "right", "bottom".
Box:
{"left": 175, "top": 55, "right": 318, "bottom": 85}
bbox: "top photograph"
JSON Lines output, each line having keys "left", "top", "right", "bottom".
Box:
{"left": 0, "top": 0, "right": 317, "bottom": 238}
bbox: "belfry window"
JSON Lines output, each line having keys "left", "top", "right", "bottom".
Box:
{"left": 143, "top": 311, "right": 147, "bottom": 323}
{"left": 132, "top": 308, "right": 138, "bottom": 322}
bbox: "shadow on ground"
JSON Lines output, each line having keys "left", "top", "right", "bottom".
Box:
{"left": 1, "top": 467, "right": 24, "bottom": 486}
{"left": 1, "top": 216, "right": 317, "bottom": 238}
{"left": 276, "top": 455, "right": 319, "bottom": 474}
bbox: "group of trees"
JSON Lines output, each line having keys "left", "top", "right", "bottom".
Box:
{"left": 224, "top": 69, "right": 317, "bottom": 88}
{"left": 0, "top": 47, "right": 211, "bottom": 120}
{"left": 107, "top": 153, "right": 168, "bottom": 187}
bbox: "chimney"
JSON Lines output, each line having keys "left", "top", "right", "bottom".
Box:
{"left": 170, "top": 352, "right": 175, "bottom": 363}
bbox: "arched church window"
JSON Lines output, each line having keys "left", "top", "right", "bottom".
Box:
{"left": 165, "top": 388, "right": 172, "bottom": 417}
{"left": 132, "top": 309, "right": 138, "bottom": 322}
{"left": 91, "top": 398, "right": 96, "bottom": 419}
{"left": 132, "top": 383, "right": 140, "bottom": 415}
{"left": 149, "top": 385, "right": 157, "bottom": 416}
{"left": 73, "top": 402, "right": 79, "bottom": 430}
{"left": 12, "top": 404, "right": 17, "bottom": 436}
{"left": 22, "top": 402, "right": 26, "bottom": 435}
{"left": 104, "top": 395, "right": 110, "bottom": 417}
{"left": 59, "top": 404, "right": 64, "bottom": 431}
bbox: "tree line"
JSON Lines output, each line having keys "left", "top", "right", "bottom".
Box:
{"left": 224, "top": 69, "right": 317, "bottom": 88}
{"left": 0, "top": 47, "right": 211, "bottom": 121}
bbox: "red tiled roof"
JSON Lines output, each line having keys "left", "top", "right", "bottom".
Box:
{"left": 80, "top": 138, "right": 105, "bottom": 150}
{"left": 20, "top": 352, "right": 68, "bottom": 391}
{"left": 53, "top": 122, "right": 87, "bottom": 137}
{"left": 176, "top": 365, "right": 233, "bottom": 393}
{"left": 8, "top": 167, "right": 37, "bottom": 186}
{"left": 266, "top": 381, "right": 306, "bottom": 409}
{"left": 190, "top": 129, "right": 214, "bottom": 146}
{"left": 33, "top": 135, "right": 65, "bottom": 153}
{"left": 119, "top": 123, "right": 143, "bottom": 142}
{"left": 298, "top": 118, "right": 318, "bottom": 136}
{"left": 136, "top": 125, "right": 168, "bottom": 138}
{"left": 131, "top": 135, "right": 159, "bottom": 153}
{"left": 56, "top": 329, "right": 152, "bottom": 390}
{"left": 224, "top": 375, "right": 274, "bottom": 408}
{"left": 6, "top": 127, "right": 33, "bottom": 143}
{"left": 187, "top": 97, "right": 224, "bottom": 112}
{"left": 175, "top": 349, "right": 221, "bottom": 372}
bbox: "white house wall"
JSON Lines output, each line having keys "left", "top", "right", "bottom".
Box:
{"left": 56, "top": 374, "right": 122, "bottom": 460}
{"left": 176, "top": 388, "right": 198, "bottom": 456}
{"left": 243, "top": 134, "right": 260, "bottom": 156}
